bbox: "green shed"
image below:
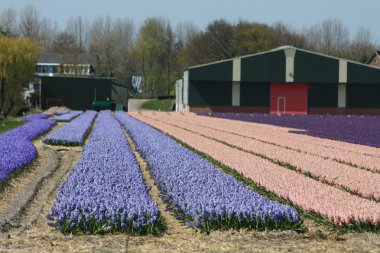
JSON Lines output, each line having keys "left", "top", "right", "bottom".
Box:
{"left": 41, "top": 76, "right": 127, "bottom": 110}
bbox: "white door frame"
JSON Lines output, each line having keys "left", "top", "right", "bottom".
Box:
{"left": 277, "top": 96, "right": 286, "bottom": 114}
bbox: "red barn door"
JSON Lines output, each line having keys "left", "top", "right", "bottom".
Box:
{"left": 270, "top": 83, "right": 308, "bottom": 115}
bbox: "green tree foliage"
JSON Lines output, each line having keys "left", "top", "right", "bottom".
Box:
{"left": 0, "top": 36, "right": 41, "bottom": 117}
{"left": 233, "top": 21, "right": 275, "bottom": 56}
{"left": 135, "top": 17, "right": 166, "bottom": 95}
{"left": 133, "top": 17, "right": 181, "bottom": 96}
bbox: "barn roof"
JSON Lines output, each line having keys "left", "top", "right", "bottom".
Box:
{"left": 186, "top": 46, "right": 380, "bottom": 84}
{"left": 187, "top": 46, "right": 379, "bottom": 71}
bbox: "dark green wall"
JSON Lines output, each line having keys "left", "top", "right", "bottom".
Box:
{"left": 189, "top": 61, "right": 232, "bottom": 82}
{"left": 41, "top": 77, "right": 113, "bottom": 110}
{"left": 240, "top": 82, "right": 270, "bottom": 106}
{"left": 346, "top": 63, "right": 380, "bottom": 108}
{"left": 308, "top": 83, "right": 338, "bottom": 107}
{"left": 347, "top": 63, "right": 380, "bottom": 84}
{"left": 111, "top": 83, "right": 128, "bottom": 107}
{"left": 189, "top": 81, "right": 232, "bottom": 106}
{"left": 241, "top": 51, "right": 285, "bottom": 82}
{"left": 294, "top": 51, "right": 339, "bottom": 83}
{"left": 347, "top": 83, "right": 380, "bottom": 108}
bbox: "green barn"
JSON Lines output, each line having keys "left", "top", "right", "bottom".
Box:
{"left": 176, "top": 46, "right": 380, "bottom": 115}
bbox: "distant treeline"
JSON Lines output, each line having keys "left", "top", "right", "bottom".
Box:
{"left": 0, "top": 5, "right": 377, "bottom": 97}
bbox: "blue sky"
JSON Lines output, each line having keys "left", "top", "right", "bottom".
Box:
{"left": 2, "top": 0, "right": 380, "bottom": 43}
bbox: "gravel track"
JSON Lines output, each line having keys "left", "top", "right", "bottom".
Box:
{"left": 0, "top": 127, "right": 379, "bottom": 252}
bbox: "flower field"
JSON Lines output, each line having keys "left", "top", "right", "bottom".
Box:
{"left": 0, "top": 118, "right": 56, "bottom": 182}
{"left": 143, "top": 113, "right": 380, "bottom": 201}
{"left": 53, "top": 111, "right": 82, "bottom": 122}
{"left": 48, "top": 111, "right": 162, "bottom": 234}
{"left": 201, "top": 112, "right": 380, "bottom": 148}
{"left": 1, "top": 110, "right": 380, "bottom": 240}
{"left": 115, "top": 112, "right": 301, "bottom": 232}
{"left": 195, "top": 114, "right": 380, "bottom": 171}
{"left": 43, "top": 111, "right": 97, "bottom": 146}
{"left": 130, "top": 112, "right": 380, "bottom": 228}
{"left": 21, "top": 113, "right": 51, "bottom": 122}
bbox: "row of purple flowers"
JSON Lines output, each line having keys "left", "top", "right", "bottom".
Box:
{"left": 48, "top": 111, "right": 162, "bottom": 234}
{"left": 43, "top": 111, "right": 97, "bottom": 146}
{"left": 53, "top": 111, "right": 82, "bottom": 122}
{"left": 116, "top": 112, "right": 301, "bottom": 232}
{"left": 21, "top": 113, "right": 50, "bottom": 122}
{"left": 0, "top": 118, "right": 56, "bottom": 181}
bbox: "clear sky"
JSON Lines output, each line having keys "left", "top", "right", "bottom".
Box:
{"left": 2, "top": 0, "right": 380, "bottom": 43}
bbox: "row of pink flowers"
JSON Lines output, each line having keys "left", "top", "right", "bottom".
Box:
{"left": 130, "top": 112, "right": 380, "bottom": 227}
{"left": 143, "top": 113, "right": 380, "bottom": 201}
{"left": 182, "top": 112, "right": 380, "bottom": 171}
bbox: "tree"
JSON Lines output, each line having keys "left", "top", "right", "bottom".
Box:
{"left": 66, "top": 16, "right": 89, "bottom": 53}
{"left": 133, "top": 17, "right": 167, "bottom": 96}
{"left": 111, "top": 18, "right": 135, "bottom": 83}
{"left": 350, "top": 26, "right": 376, "bottom": 63}
{"left": 175, "top": 21, "right": 199, "bottom": 49}
{"left": 51, "top": 32, "right": 78, "bottom": 54}
{"left": 179, "top": 19, "right": 234, "bottom": 67}
{"left": 163, "top": 22, "right": 177, "bottom": 95}
{"left": 0, "top": 7, "right": 17, "bottom": 37}
{"left": 39, "top": 17, "right": 59, "bottom": 52}
{"left": 271, "top": 22, "right": 307, "bottom": 49}
{"left": 0, "top": 37, "right": 41, "bottom": 117}
{"left": 233, "top": 21, "right": 274, "bottom": 56}
{"left": 201, "top": 19, "right": 235, "bottom": 60}
{"left": 304, "top": 19, "right": 350, "bottom": 58}
{"left": 19, "top": 5, "right": 40, "bottom": 40}
{"left": 175, "top": 21, "right": 200, "bottom": 71}
{"left": 89, "top": 16, "right": 117, "bottom": 77}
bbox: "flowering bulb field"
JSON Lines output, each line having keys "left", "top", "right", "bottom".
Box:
{"left": 201, "top": 113, "right": 380, "bottom": 148}
{"left": 43, "top": 111, "right": 97, "bottom": 146}
{"left": 0, "top": 118, "right": 56, "bottom": 181}
{"left": 48, "top": 111, "right": 162, "bottom": 234}
{"left": 53, "top": 111, "right": 82, "bottom": 122}
{"left": 194, "top": 114, "right": 380, "bottom": 172}
{"left": 148, "top": 113, "right": 380, "bottom": 201}
{"left": 131, "top": 112, "right": 380, "bottom": 228}
{"left": 2, "top": 109, "right": 380, "bottom": 249}
{"left": 20, "top": 113, "right": 51, "bottom": 122}
{"left": 115, "top": 112, "right": 301, "bottom": 232}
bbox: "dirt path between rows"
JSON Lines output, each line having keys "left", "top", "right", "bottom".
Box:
{"left": 0, "top": 135, "right": 379, "bottom": 252}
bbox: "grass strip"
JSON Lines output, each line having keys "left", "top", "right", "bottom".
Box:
{"left": 0, "top": 118, "right": 25, "bottom": 134}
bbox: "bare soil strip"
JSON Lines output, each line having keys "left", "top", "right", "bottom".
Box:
{"left": 0, "top": 146, "right": 59, "bottom": 232}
